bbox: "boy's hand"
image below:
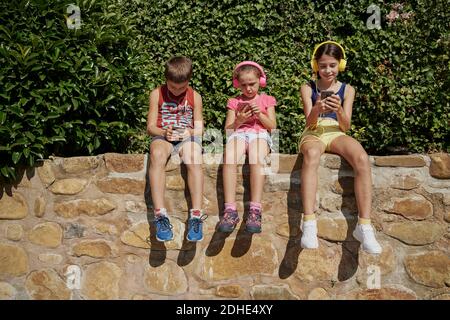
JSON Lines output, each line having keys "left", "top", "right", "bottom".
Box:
{"left": 165, "top": 126, "right": 180, "bottom": 141}
{"left": 176, "top": 128, "right": 190, "bottom": 140}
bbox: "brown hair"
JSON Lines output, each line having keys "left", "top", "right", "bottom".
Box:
{"left": 314, "top": 43, "right": 343, "bottom": 61}
{"left": 164, "top": 56, "right": 193, "bottom": 83}
{"left": 233, "top": 65, "right": 261, "bottom": 81}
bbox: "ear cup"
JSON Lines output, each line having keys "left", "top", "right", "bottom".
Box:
{"left": 259, "top": 76, "right": 267, "bottom": 87}
{"left": 311, "top": 59, "right": 319, "bottom": 73}
{"left": 338, "top": 59, "right": 347, "bottom": 72}
{"left": 233, "top": 78, "right": 240, "bottom": 88}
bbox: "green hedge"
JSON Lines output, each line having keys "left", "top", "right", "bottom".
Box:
{"left": 1, "top": 0, "right": 449, "bottom": 181}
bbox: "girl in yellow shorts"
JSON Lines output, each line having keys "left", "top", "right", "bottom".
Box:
{"left": 298, "top": 41, "right": 382, "bottom": 254}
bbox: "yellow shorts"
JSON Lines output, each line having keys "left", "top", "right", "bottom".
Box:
{"left": 299, "top": 118, "right": 346, "bottom": 152}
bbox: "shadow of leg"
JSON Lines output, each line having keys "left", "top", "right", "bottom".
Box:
{"left": 231, "top": 163, "right": 252, "bottom": 257}
{"left": 177, "top": 215, "right": 197, "bottom": 266}
{"left": 337, "top": 162, "right": 360, "bottom": 281}
{"left": 279, "top": 239, "right": 303, "bottom": 279}
{"left": 205, "top": 163, "right": 229, "bottom": 257}
{"left": 146, "top": 218, "right": 167, "bottom": 267}
{"left": 278, "top": 154, "right": 303, "bottom": 279}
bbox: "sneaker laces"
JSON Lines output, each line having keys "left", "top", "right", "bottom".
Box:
{"left": 190, "top": 215, "right": 208, "bottom": 233}
{"left": 155, "top": 216, "right": 172, "bottom": 231}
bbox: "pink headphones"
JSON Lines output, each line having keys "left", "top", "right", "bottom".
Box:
{"left": 232, "top": 61, "right": 267, "bottom": 88}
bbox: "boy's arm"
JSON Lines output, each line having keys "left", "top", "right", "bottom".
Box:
{"left": 190, "top": 91, "right": 204, "bottom": 137}
{"left": 146, "top": 88, "right": 167, "bottom": 137}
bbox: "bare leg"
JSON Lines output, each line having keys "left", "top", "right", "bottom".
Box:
{"left": 179, "top": 141, "right": 204, "bottom": 209}
{"left": 149, "top": 140, "right": 173, "bottom": 209}
{"left": 329, "top": 135, "right": 372, "bottom": 218}
{"left": 223, "top": 138, "right": 247, "bottom": 204}
{"left": 248, "top": 138, "right": 269, "bottom": 203}
{"left": 300, "top": 138, "right": 325, "bottom": 215}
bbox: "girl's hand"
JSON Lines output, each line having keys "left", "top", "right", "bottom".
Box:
{"left": 236, "top": 105, "right": 252, "bottom": 123}
{"left": 314, "top": 96, "right": 329, "bottom": 113}
{"left": 325, "top": 95, "right": 343, "bottom": 114}
{"left": 249, "top": 103, "right": 260, "bottom": 116}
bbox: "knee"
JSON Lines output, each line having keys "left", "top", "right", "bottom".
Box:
{"left": 183, "top": 151, "right": 202, "bottom": 165}
{"left": 353, "top": 152, "right": 370, "bottom": 172}
{"left": 302, "top": 148, "right": 321, "bottom": 165}
{"left": 223, "top": 151, "right": 239, "bottom": 165}
{"left": 149, "top": 148, "right": 168, "bottom": 166}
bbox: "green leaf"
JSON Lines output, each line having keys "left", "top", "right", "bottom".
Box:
{"left": 12, "top": 152, "right": 21, "bottom": 164}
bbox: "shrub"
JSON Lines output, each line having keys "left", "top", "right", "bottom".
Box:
{"left": 1, "top": 0, "right": 448, "bottom": 181}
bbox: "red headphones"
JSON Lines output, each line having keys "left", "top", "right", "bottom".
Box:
{"left": 232, "top": 61, "right": 267, "bottom": 88}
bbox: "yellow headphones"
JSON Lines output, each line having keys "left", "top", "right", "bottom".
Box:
{"left": 311, "top": 41, "right": 347, "bottom": 73}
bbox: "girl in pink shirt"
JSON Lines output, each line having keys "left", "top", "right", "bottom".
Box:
{"left": 218, "top": 61, "right": 277, "bottom": 233}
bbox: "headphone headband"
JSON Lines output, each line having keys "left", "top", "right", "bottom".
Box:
{"left": 232, "top": 61, "right": 267, "bottom": 88}
{"left": 311, "top": 41, "right": 347, "bottom": 72}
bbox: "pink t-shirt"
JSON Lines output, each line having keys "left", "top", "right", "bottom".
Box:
{"left": 227, "top": 93, "right": 276, "bottom": 132}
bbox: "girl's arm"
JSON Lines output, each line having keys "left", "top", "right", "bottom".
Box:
{"left": 300, "top": 84, "right": 328, "bottom": 128}
{"left": 146, "top": 88, "right": 167, "bottom": 137}
{"left": 326, "top": 85, "right": 355, "bottom": 132}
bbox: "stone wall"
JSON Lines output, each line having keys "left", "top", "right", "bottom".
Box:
{"left": 0, "top": 152, "right": 449, "bottom": 300}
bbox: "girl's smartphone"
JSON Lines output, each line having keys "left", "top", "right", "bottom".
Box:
{"left": 320, "top": 90, "right": 334, "bottom": 100}
{"left": 238, "top": 102, "right": 252, "bottom": 114}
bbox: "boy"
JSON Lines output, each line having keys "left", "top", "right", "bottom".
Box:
{"left": 147, "top": 56, "right": 205, "bottom": 242}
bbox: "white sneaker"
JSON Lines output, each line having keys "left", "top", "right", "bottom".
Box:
{"left": 353, "top": 224, "right": 382, "bottom": 254}
{"left": 300, "top": 220, "right": 319, "bottom": 249}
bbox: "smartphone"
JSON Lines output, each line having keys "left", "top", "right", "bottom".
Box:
{"left": 172, "top": 124, "right": 186, "bottom": 141}
{"left": 238, "top": 102, "right": 253, "bottom": 114}
{"left": 320, "top": 90, "right": 334, "bottom": 100}
{"left": 238, "top": 102, "right": 249, "bottom": 111}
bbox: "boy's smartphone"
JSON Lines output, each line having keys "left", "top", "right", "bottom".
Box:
{"left": 171, "top": 124, "right": 186, "bottom": 141}
{"left": 320, "top": 90, "right": 334, "bottom": 100}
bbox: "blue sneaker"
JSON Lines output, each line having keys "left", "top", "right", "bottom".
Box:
{"left": 187, "top": 214, "right": 207, "bottom": 242}
{"left": 154, "top": 215, "right": 173, "bottom": 242}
